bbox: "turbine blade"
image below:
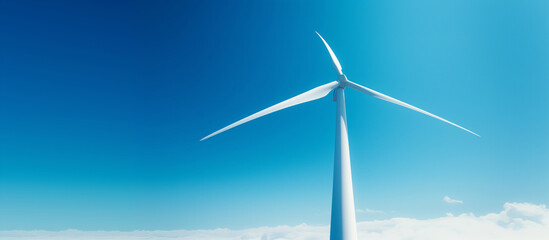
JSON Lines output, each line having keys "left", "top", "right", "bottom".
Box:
{"left": 316, "top": 32, "right": 343, "bottom": 76}
{"left": 347, "top": 81, "right": 479, "bottom": 137}
{"left": 201, "top": 81, "right": 340, "bottom": 141}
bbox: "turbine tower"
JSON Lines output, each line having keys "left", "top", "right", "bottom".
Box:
{"left": 201, "top": 32, "right": 479, "bottom": 240}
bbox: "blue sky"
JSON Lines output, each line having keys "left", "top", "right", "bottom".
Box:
{"left": 1, "top": 0, "right": 548, "bottom": 232}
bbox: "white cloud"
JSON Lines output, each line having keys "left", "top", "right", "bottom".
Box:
{"left": 357, "top": 208, "right": 385, "bottom": 214}
{"left": 444, "top": 196, "right": 464, "bottom": 204}
{"left": 1, "top": 202, "right": 548, "bottom": 240}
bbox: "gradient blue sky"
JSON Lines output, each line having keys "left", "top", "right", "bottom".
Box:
{"left": 1, "top": 0, "right": 548, "bottom": 231}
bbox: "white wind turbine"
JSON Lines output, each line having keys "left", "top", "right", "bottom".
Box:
{"left": 201, "top": 32, "right": 479, "bottom": 240}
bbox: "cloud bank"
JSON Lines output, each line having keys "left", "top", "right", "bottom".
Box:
{"left": 1, "top": 202, "right": 547, "bottom": 240}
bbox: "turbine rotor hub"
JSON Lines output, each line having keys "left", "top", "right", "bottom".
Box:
{"left": 337, "top": 74, "right": 349, "bottom": 88}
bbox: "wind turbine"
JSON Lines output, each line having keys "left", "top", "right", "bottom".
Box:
{"left": 201, "top": 32, "right": 479, "bottom": 240}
